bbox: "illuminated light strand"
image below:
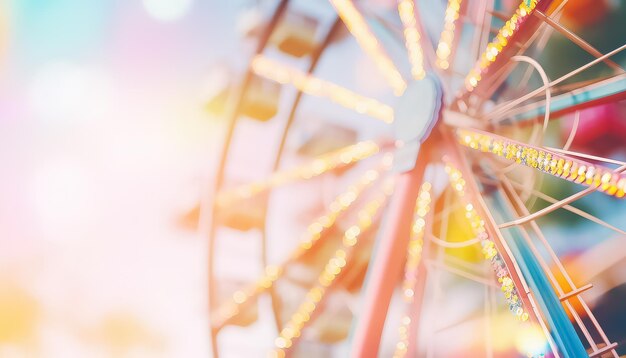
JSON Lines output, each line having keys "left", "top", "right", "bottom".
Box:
{"left": 435, "top": 0, "right": 462, "bottom": 70}
{"left": 456, "top": 128, "right": 626, "bottom": 199}
{"left": 445, "top": 163, "right": 531, "bottom": 323}
{"left": 212, "top": 168, "right": 383, "bottom": 328}
{"left": 329, "top": 0, "right": 407, "bottom": 95}
{"left": 270, "top": 180, "right": 395, "bottom": 357}
{"left": 251, "top": 55, "right": 394, "bottom": 123}
{"left": 216, "top": 140, "right": 381, "bottom": 206}
{"left": 393, "top": 182, "right": 432, "bottom": 358}
{"left": 465, "top": 0, "right": 538, "bottom": 91}
{"left": 213, "top": 264, "right": 283, "bottom": 329}
{"left": 397, "top": 0, "right": 426, "bottom": 80}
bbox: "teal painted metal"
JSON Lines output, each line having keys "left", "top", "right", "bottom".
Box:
{"left": 510, "top": 75, "right": 626, "bottom": 122}
{"left": 488, "top": 192, "right": 588, "bottom": 358}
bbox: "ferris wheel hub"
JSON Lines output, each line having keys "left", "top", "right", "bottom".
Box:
{"left": 392, "top": 73, "right": 443, "bottom": 172}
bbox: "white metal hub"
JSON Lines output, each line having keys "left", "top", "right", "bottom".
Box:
{"left": 392, "top": 73, "right": 443, "bottom": 172}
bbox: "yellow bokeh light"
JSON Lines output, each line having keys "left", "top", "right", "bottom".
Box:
{"left": 515, "top": 324, "right": 548, "bottom": 357}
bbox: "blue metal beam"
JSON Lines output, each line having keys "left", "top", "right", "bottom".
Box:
{"left": 487, "top": 192, "right": 588, "bottom": 358}
{"left": 510, "top": 74, "right": 626, "bottom": 122}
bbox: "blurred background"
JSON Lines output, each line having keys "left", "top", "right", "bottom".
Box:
{"left": 0, "top": 0, "right": 241, "bottom": 356}
{"left": 1, "top": 0, "right": 625, "bottom": 357}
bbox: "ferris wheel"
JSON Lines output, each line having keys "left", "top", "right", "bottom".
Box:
{"left": 201, "top": 0, "right": 626, "bottom": 356}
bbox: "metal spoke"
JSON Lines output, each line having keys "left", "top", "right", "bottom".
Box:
{"left": 487, "top": 43, "right": 626, "bottom": 122}
{"left": 489, "top": 73, "right": 626, "bottom": 124}
{"left": 212, "top": 168, "right": 383, "bottom": 329}
{"left": 546, "top": 146, "right": 626, "bottom": 167}
{"left": 270, "top": 179, "right": 394, "bottom": 355}
{"left": 426, "top": 259, "right": 497, "bottom": 288}
{"left": 252, "top": 55, "right": 394, "bottom": 123}
{"left": 445, "top": 161, "right": 534, "bottom": 322}
{"left": 456, "top": 128, "right": 626, "bottom": 199}
{"left": 330, "top": 0, "right": 407, "bottom": 95}
{"left": 464, "top": 0, "right": 541, "bottom": 92}
{"left": 393, "top": 181, "right": 432, "bottom": 358}
{"left": 477, "top": 174, "right": 626, "bottom": 236}
{"left": 533, "top": 10, "right": 624, "bottom": 72}
{"left": 435, "top": 0, "right": 463, "bottom": 70}
{"left": 397, "top": 0, "right": 426, "bottom": 80}
{"left": 216, "top": 140, "right": 381, "bottom": 207}
{"left": 497, "top": 174, "right": 619, "bottom": 357}
{"left": 498, "top": 162, "right": 625, "bottom": 228}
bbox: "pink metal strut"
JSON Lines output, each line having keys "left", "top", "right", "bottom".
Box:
{"left": 350, "top": 141, "right": 431, "bottom": 357}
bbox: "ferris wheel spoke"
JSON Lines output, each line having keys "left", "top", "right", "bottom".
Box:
{"left": 487, "top": 43, "right": 626, "bottom": 122}
{"left": 501, "top": 185, "right": 598, "bottom": 229}
{"left": 212, "top": 168, "right": 383, "bottom": 330}
{"left": 393, "top": 181, "right": 431, "bottom": 358}
{"left": 444, "top": 162, "right": 535, "bottom": 322}
{"left": 496, "top": 160, "right": 625, "bottom": 228}
{"left": 435, "top": 0, "right": 463, "bottom": 71}
{"left": 550, "top": 75, "right": 622, "bottom": 95}
{"left": 477, "top": 173, "right": 626, "bottom": 236}
{"left": 497, "top": 180, "right": 601, "bottom": 353}
{"left": 483, "top": 2, "right": 563, "bottom": 113}
{"left": 350, "top": 145, "right": 432, "bottom": 357}
{"left": 468, "top": 0, "right": 493, "bottom": 67}
{"left": 423, "top": 171, "right": 455, "bottom": 358}
{"left": 441, "top": 125, "right": 596, "bottom": 357}
{"left": 515, "top": 14, "right": 554, "bottom": 95}
{"left": 215, "top": 140, "right": 382, "bottom": 207}
{"left": 463, "top": 0, "right": 543, "bottom": 93}
{"left": 468, "top": 174, "right": 588, "bottom": 357}
{"left": 546, "top": 147, "right": 626, "bottom": 167}
{"left": 441, "top": 156, "right": 561, "bottom": 356}
{"left": 496, "top": 174, "right": 619, "bottom": 357}
{"left": 460, "top": 1, "right": 606, "bottom": 109}
{"left": 251, "top": 55, "right": 394, "bottom": 123}
{"left": 397, "top": 0, "right": 426, "bottom": 80}
{"left": 532, "top": 10, "right": 624, "bottom": 73}
{"left": 489, "top": 73, "right": 626, "bottom": 124}
{"left": 425, "top": 258, "right": 497, "bottom": 287}
{"left": 329, "top": 0, "right": 407, "bottom": 95}
{"left": 270, "top": 180, "right": 394, "bottom": 356}
{"left": 456, "top": 128, "right": 626, "bottom": 199}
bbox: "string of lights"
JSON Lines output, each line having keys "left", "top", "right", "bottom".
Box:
{"left": 456, "top": 128, "right": 626, "bottom": 198}
{"left": 270, "top": 179, "right": 395, "bottom": 357}
{"left": 435, "top": 0, "right": 462, "bottom": 70}
{"left": 329, "top": 0, "right": 407, "bottom": 95}
{"left": 445, "top": 163, "right": 531, "bottom": 322}
{"left": 465, "top": 0, "right": 538, "bottom": 91}
{"left": 212, "top": 167, "right": 383, "bottom": 329}
{"left": 393, "top": 181, "right": 432, "bottom": 358}
{"left": 251, "top": 55, "right": 395, "bottom": 122}
{"left": 397, "top": 0, "right": 426, "bottom": 80}
{"left": 216, "top": 140, "right": 381, "bottom": 207}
